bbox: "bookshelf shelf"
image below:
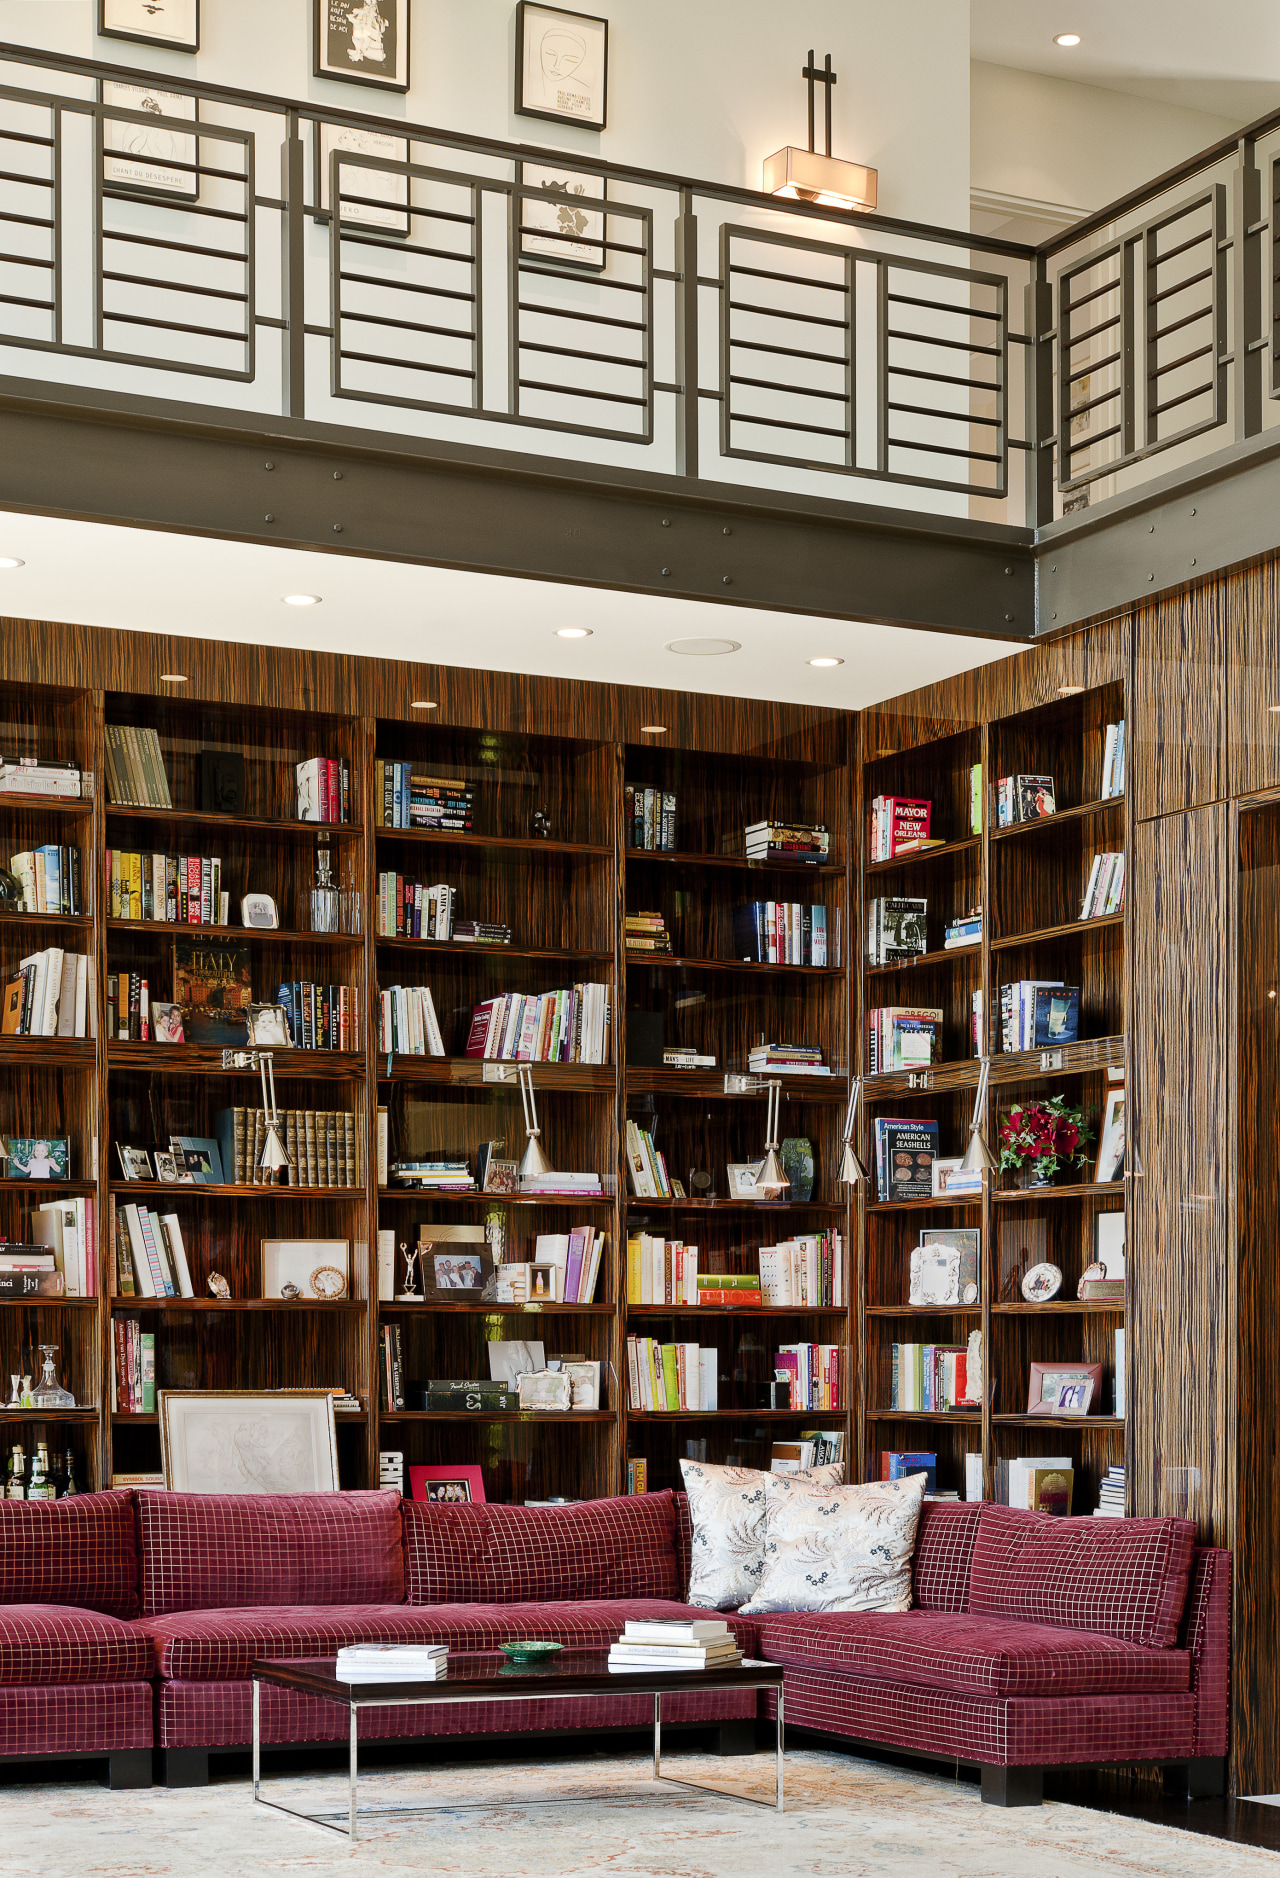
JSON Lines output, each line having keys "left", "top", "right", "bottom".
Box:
{"left": 0, "top": 1407, "right": 98, "bottom": 1423}
{"left": 865, "top": 1197, "right": 982, "bottom": 1214}
{"left": 104, "top": 806, "right": 358, "bottom": 842}
{"left": 0, "top": 1178, "right": 96, "bottom": 1197}
{"left": 865, "top": 945, "right": 978, "bottom": 977}
{"left": 625, "top": 1068, "right": 847, "bottom": 1101}
{"left": 866, "top": 836, "right": 981, "bottom": 877}
{"left": 377, "top": 1059, "right": 613, "bottom": 1091}
{"left": 0, "top": 1297, "right": 99, "bottom": 1309}
{"left": 376, "top": 937, "right": 613, "bottom": 965}
{"left": 626, "top": 1304, "right": 847, "bottom": 1319}
{"left": 106, "top": 919, "right": 360, "bottom": 949}
{"left": 991, "top": 1182, "right": 1124, "bottom": 1205}
{"left": 865, "top": 1409, "right": 982, "bottom": 1424}
{"left": 993, "top": 1300, "right": 1125, "bottom": 1314}
{"left": 865, "top": 1304, "right": 983, "bottom": 1318}
{"left": 380, "top": 1409, "right": 615, "bottom": 1424}
{"left": 379, "top": 1300, "right": 615, "bottom": 1315}
{"left": 0, "top": 794, "right": 91, "bottom": 817}
{"left": 992, "top": 1414, "right": 1125, "bottom": 1429}
{"left": 0, "top": 912, "right": 94, "bottom": 935}
{"left": 626, "top": 954, "right": 844, "bottom": 979}
{"left": 376, "top": 829, "right": 611, "bottom": 860}
{"left": 624, "top": 1198, "right": 846, "bottom": 1215}
{"left": 0, "top": 1038, "right": 95, "bottom": 1067}
{"left": 990, "top": 797, "right": 1124, "bottom": 841}
{"left": 991, "top": 912, "right": 1124, "bottom": 951}
{"left": 111, "top": 1408, "right": 368, "bottom": 1423}
{"left": 626, "top": 1409, "right": 844, "bottom": 1422}
{"left": 109, "top": 1181, "right": 363, "bottom": 1202}
{"left": 378, "top": 1189, "right": 614, "bottom": 1209}
{"left": 627, "top": 850, "right": 844, "bottom": 878}
{"left": 108, "top": 1297, "right": 367, "bottom": 1312}
{"left": 107, "top": 1042, "right": 365, "bottom": 1080}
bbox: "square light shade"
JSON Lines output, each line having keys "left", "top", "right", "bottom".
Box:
{"left": 763, "top": 146, "right": 877, "bottom": 212}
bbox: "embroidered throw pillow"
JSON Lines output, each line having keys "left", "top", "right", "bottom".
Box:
{"left": 738, "top": 1472, "right": 928, "bottom": 1615}
{"left": 679, "top": 1458, "right": 844, "bottom": 1609}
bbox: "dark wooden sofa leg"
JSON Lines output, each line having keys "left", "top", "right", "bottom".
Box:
{"left": 106, "top": 1749, "right": 152, "bottom": 1789}
{"left": 715, "top": 1719, "right": 757, "bottom": 1757}
{"left": 162, "top": 1747, "right": 210, "bottom": 1787}
{"left": 981, "top": 1764, "right": 1043, "bottom": 1807}
{"left": 1164, "top": 1757, "right": 1228, "bottom": 1800}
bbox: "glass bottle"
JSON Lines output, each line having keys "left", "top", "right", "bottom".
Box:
{"left": 5, "top": 1445, "right": 25, "bottom": 1500}
{"left": 28, "top": 1443, "right": 54, "bottom": 1501}
{"left": 32, "top": 1345, "right": 74, "bottom": 1410}
{"left": 62, "top": 1448, "right": 79, "bottom": 1497}
{"left": 310, "top": 838, "right": 339, "bottom": 934}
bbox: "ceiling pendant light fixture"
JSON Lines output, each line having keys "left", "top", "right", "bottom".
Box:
{"left": 764, "top": 50, "right": 877, "bottom": 213}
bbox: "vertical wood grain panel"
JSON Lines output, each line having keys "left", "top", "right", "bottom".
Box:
{"left": 1131, "top": 584, "right": 1226, "bottom": 820}
{"left": 1226, "top": 554, "right": 1280, "bottom": 800}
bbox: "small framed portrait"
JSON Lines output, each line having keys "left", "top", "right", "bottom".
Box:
{"left": 1095, "top": 1088, "right": 1125, "bottom": 1184}
{"left": 315, "top": 122, "right": 410, "bottom": 236}
{"left": 515, "top": 3, "right": 609, "bottom": 131}
{"left": 528, "top": 1260, "right": 559, "bottom": 1301}
{"left": 240, "top": 894, "right": 279, "bottom": 931}
{"left": 247, "top": 1003, "right": 292, "bottom": 1047}
{"left": 153, "top": 1150, "right": 181, "bottom": 1184}
{"left": 726, "top": 1162, "right": 762, "bottom": 1200}
{"left": 1028, "top": 1363, "right": 1101, "bottom": 1417}
{"left": 425, "top": 1247, "right": 495, "bottom": 1298}
{"left": 931, "top": 1156, "right": 962, "bottom": 1199}
{"left": 519, "top": 162, "right": 607, "bottom": 270}
{"left": 102, "top": 81, "right": 199, "bottom": 201}
{"left": 409, "top": 1463, "right": 487, "bottom": 1505}
{"left": 117, "top": 1144, "right": 153, "bottom": 1182}
{"left": 482, "top": 1157, "right": 518, "bottom": 1195}
{"left": 99, "top": 0, "right": 199, "bottom": 54}
{"left": 313, "top": 0, "right": 410, "bottom": 92}
{"left": 151, "top": 1002, "right": 186, "bottom": 1045}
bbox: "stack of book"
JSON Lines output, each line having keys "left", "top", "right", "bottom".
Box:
{"left": 992, "top": 1456, "right": 1073, "bottom": 1515}
{"left": 295, "top": 757, "right": 351, "bottom": 824}
{"left": 105, "top": 971, "right": 150, "bottom": 1041}
{"left": 115, "top": 1205, "right": 194, "bottom": 1299}
{"left": 870, "top": 797, "right": 933, "bottom": 860}
{"left": 624, "top": 1121, "right": 671, "bottom": 1197}
{"left": 465, "top": 985, "right": 610, "bottom": 1064}
{"left": 0, "top": 754, "right": 80, "bottom": 799}
{"left": 215, "top": 1108, "right": 361, "bottom": 1188}
{"left": 529, "top": 1225, "right": 607, "bottom": 1303}
{"left": 866, "top": 1005, "right": 941, "bottom": 1073}
{"left": 608, "top": 1619, "right": 741, "bottom": 1673}
{"left": 1100, "top": 720, "right": 1125, "bottom": 798}
{"left": 627, "top": 1234, "right": 701, "bottom": 1304}
{"left": 376, "top": 875, "right": 455, "bottom": 940}
{"left": 625, "top": 784, "right": 677, "bottom": 851}
{"left": 30, "top": 1197, "right": 95, "bottom": 1295}
{"left": 662, "top": 1047, "right": 716, "bottom": 1069}
{"left": 336, "top": 1643, "right": 449, "bottom": 1683}
{"left": 625, "top": 911, "right": 673, "bottom": 955}
{"left": 996, "top": 776, "right": 1055, "bottom": 826}
{"left": 1094, "top": 1465, "right": 1126, "bottom": 1519}
{"left": 873, "top": 1117, "right": 940, "bottom": 1201}
{"left": 743, "top": 820, "right": 829, "bottom": 865}
{"left": 867, "top": 897, "right": 927, "bottom": 965}
{"left": 732, "top": 901, "right": 832, "bottom": 965}
{"left": 7, "top": 846, "right": 82, "bottom": 915}
{"left": 103, "top": 726, "right": 172, "bottom": 808}
{"left": 378, "top": 983, "right": 445, "bottom": 1055}
{"left": 625, "top": 1338, "right": 717, "bottom": 1410}
{"left": 0, "top": 1248, "right": 64, "bottom": 1298}
{"left": 879, "top": 1450, "right": 938, "bottom": 1493}
{"left": 775, "top": 1343, "right": 844, "bottom": 1410}
{"left": 453, "top": 921, "right": 511, "bottom": 946}
{"left": 3, "top": 949, "right": 93, "bottom": 1038}
{"left": 389, "top": 1158, "right": 476, "bottom": 1192}
{"left": 747, "top": 1042, "right": 829, "bottom": 1076}
{"left": 998, "top": 981, "right": 1079, "bottom": 1053}
{"left": 519, "top": 1170, "right": 605, "bottom": 1199}
{"left": 759, "top": 1232, "right": 843, "bottom": 1307}
{"left": 944, "top": 907, "right": 982, "bottom": 950}
{"left": 278, "top": 982, "right": 361, "bottom": 1052}
{"left": 697, "top": 1272, "right": 761, "bottom": 1307}
{"left": 772, "top": 1431, "right": 844, "bottom": 1471}
{"left": 419, "top": 1378, "right": 516, "bottom": 1413}
{"left": 1080, "top": 853, "right": 1125, "bottom": 920}
{"left": 109, "top": 851, "right": 224, "bottom": 924}
{"left": 113, "top": 1319, "right": 155, "bottom": 1412}
{"left": 890, "top": 1343, "right": 978, "bottom": 1412}
{"left": 376, "top": 762, "right": 473, "bottom": 831}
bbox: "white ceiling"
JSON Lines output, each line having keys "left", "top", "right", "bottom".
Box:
{"left": 0, "top": 511, "right": 1016, "bottom": 712}
{"left": 972, "top": 0, "right": 1280, "bottom": 123}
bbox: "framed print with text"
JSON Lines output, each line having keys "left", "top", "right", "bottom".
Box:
{"left": 102, "top": 81, "right": 199, "bottom": 202}
{"left": 516, "top": 3, "right": 609, "bottom": 131}
{"left": 314, "top": 0, "right": 410, "bottom": 92}
{"left": 99, "top": 0, "right": 199, "bottom": 54}
{"left": 315, "top": 121, "right": 411, "bottom": 236}
{"left": 519, "top": 162, "right": 606, "bottom": 270}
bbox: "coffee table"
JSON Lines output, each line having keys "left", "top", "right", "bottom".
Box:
{"left": 250, "top": 1649, "right": 785, "bottom": 1839}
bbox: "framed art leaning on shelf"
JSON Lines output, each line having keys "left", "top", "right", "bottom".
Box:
{"left": 159, "top": 1390, "right": 340, "bottom": 1492}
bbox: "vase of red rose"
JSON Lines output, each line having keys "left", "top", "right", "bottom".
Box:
{"left": 998, "top": 1096, "right": 1093, "bottom": 1189}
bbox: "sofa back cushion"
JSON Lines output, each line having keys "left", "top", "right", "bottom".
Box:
{"left": 0, "top": 1490, "right": 139, "bottom": 1619}
{"left": 404, "top": 1491, "right": 681, "bottom": 1605}
{"left": 969, "top": 1503, "right": 1196, "bottom": 1647}
{"left": 912, "top": 1500, "right": 980, "bottom": 1613}
{"left": 136, "top": 1490, "right": 404, "bottom": 1617}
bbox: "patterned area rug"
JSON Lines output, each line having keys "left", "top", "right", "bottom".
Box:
{"left": 4, "top": 1748, "right": 1279, "bottom": 1877}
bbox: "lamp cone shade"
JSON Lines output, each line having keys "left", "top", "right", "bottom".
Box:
{"left": 839, "top": 1140, "right": 868, "bottom": 1185}
{"left": 259, "top": 1122, "right": 291, "bottom": 1173}
{"left": 520, "top": 1131, "right": 551, "bottom": 1180}
{"left": 959, "top": 1126, "right": 997, "bottom": 1174}
{"left": 755, "top": 1146, "right": 790, "bottom": 1195}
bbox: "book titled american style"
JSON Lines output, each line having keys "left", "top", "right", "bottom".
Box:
{"left": 172, "top": 936, "right": 251, "bottom": 1045}
{"left": 874, "top": 1118, "right": 939, "bottom": 1202}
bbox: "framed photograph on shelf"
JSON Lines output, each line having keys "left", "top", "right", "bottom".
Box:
{"left": 528, "top": 1261, "right": 559, "bottom": 1301}
{"left": 515, "top": 3, "right": 609, "bottom": 130}
{"left": 4, "top": 1138, "right": 69, "bottom": 1180}
{"left": 154, "top": 1150, "right": 181, "bottom": 1184}
{"left": 1026, "top": 1362, "right": 1101, "bottom": 1417}
{"left": 408, "top": 1463, "right": 487, "bottom": 1505}
{"left": 519, "top": 162, "right": 606, "bottom": 270}
{"left": 315, "top": 122, "right": 411, "bottom": 236}
{"left": 159, "top": 1389, "right": 339, "bottom": 1492}
{"left": 247, "top": 1003, "right": 292, "bottom": 1047}
{"left": 99, "top": 0, "right": 199, "bottom": 54}
{"left": 102, "top": 81, "right": 199, "bottom": 201}
{"left": 262, "top": 1239, "right": 351, "bottom": 1301}
{"left": 151, "top": 1002, "right": 185, "bottom": 1045}
{"left": 313, "top": 0, "right": 410, "bottom": 92}
{"left": 725, "top": 1162, "right": 762, "bottom": 1200}
{"left": 424, "top": 1246, "right": 495, "bottom": 1298}
{"left": 1095, "top": 1088, "right": 1125, "bottom": 1183}
{"left": 117, "top": 1145, "right": 153, "bottom": 1182}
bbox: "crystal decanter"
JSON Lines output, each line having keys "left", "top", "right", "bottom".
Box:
{"left": 31, "top": 1345, "right": 74, "bottom": 1410}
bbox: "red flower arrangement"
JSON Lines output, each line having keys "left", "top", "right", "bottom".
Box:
{"left": 998, "top": 1096, "right": 1093, "bottom": 1184}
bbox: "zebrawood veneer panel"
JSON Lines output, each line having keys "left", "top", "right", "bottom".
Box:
{"left": 1131, "top": 584, "right": 1225, "bottom": 820}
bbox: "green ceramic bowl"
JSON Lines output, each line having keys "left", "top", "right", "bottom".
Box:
{"left": 500, "top": 1640, "right": 564, "bottom": 1666}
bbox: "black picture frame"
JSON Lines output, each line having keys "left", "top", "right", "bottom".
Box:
{"left": 98, "top": 0, "right": 199, "bottom": 55}
{"left": 312, "top": 120, "right": 412, "bottom": 239}
{"left": 100, "top": 79, "right": 201, "bottom": 206}
{"left": 313, "top": 0, "right": 411, "bottom": 93}
{"left": 518, "top": 161, "right": 607, "bottom": 272}
{"left": 515, "top": 2, "right": 609, "bottom": 132}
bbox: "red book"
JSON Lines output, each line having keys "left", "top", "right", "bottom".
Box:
{"left": 887, "top": 797, "right": 931, "bottom": 857}
{"left": 464, "top": 999, "right": 499, "bottom": 1057}
{"left": 186, "top": 855, "right": 201, "bottom": 924}
{"left": 327, "top": 758, "right": 340, "bottom": 823}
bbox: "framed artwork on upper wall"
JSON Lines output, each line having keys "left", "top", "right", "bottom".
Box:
{"left": 314, "top": 121, "right": 411, "bottom": 236}
{"left": 101, "top": 81, "right": 200, "bottom": 203}
{"left": 314, "top": 0, "right": 411, "bottom": 92}
{"left": 519, "top": 162, "right": 606, "bottom": 270}
{"left": 515, "top": 3, "right": 609, "bottom": 132}
{"left": 99, "top": 0, "right": 199, "bottom": 54}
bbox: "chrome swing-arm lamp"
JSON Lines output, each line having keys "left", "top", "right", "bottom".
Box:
{"left": 518, "top": 1066, "right": 552, "bottom": 1181}
{"left": 754, "top": 1079, "right": 791, "bottom": 1197}
{"left": 838, "top": 1076, "right": 868, "bottom": 1186}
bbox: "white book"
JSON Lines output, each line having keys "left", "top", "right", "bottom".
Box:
{"left": 1100, "top": 723, "right": 1118, "bottom": 799}
{"left": 699, "top": 1347, "right": 718, "bottom": 1412}
{"left": 579, "top": 1232, "right": 605, "bottom": 1306}
{"left": 423, "top": 986, "right": 445, "bottom": 1057}
{"left": 377, "top": 1228, "right": 395, "bottom": 1302}
{"left": 31, "top": 1206, "right": 72, "bottom": 1293}
{"left": 681, "top": 1340, "right": 700, "bottom": 1412}
{"left": 75, "top": 953, "right": 89, "bottom": 1038}
{"left": 649, "top": 1235, "right": 664, "bottom": 1306}
{"left": 123, "top": 1202, "right": 157, "bottom": 1298}
{"left": 623, "top": 1620, "right": 730, "bottom": 1642}
{"left": 1115, "top": 1327, "right": 1126, "bottom": 1418}
{"left": 1080, "top": 853, "right": 1104, "bottom": 921}
{"left": 161, "top": 1214, "right": 195, "bottom": 1298}
{"left": 1008, "top": 1456, "right": 1070, "bottom": 1510}
{"left": 965, "top": 1452, "right": 984, "bottom": 1502}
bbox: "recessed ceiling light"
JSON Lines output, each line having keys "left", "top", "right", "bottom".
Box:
{"left": 159, "top": 673, "right": 187, "bottom": 684}
{"left": 808, "top": 656, "right": 844, "bottom": 668}
{"left": 640, "top": 725, "right": 667, "bottom": 734}
{"left": 1053, "top": 32, "right": 1081, "bottom": 45}
{"left": 665, "top": 637, "right": 741, "bottom": 656}
{"left": 0, "top": 557, "right": 24, "bottom": 569}
{"left": 555, "top": 627, "right": 592, "bottom": 639}
{"left": 282, "top": 593, "right": 321, "bottom": 607}
{"left": 411, "top": 700, "right": 437, "bottom": 710}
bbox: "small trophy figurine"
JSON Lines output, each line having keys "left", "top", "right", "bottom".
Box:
{"left": 397, "top": 1241, "right": 423, "bottom": 1301}
{"left": 7, "top": 1376, "right": 19, "bottom": 1409}
{"left": 18, "top": 1375, "right": 33, "bottom": 1408}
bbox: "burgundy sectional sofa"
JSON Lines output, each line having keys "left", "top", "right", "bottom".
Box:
{"left": 0, "top": 1485, "right": 1230, "bottom": 1806}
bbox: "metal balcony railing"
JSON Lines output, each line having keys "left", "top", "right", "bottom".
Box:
{"left": 0, "top": 39, "right": 1276, "bottom": 529}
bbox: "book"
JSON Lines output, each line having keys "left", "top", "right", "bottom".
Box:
{"left": 867, "top": 897, "right": 927, "bottom": 965}
{"left": 870, "top": 797, "right": 930, "bottom": 861}
{"left": 622, "top": 1619, "right": 731, "bottom": 1642}
{"left": 173, "top": 936, "right": 252, "bottom": 1046}
{"left": 874, "top": 1118, "right": 940, "bottom": 1202}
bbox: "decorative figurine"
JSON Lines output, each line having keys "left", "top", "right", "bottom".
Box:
{"left": 280, "top": 1282, "right": 301, "bottom": 1301}
{"left": 7, "top": 1376, "right": 19, "bottom": 1409}
{"left": 397, "top": 1241, "right": 422, "bottom": 1301}
{"left": 208, "top": 1273, "right": 231, "bottom": 1300}
{"left": 18, "top": 1375, "right": 33, "bottom": 1408}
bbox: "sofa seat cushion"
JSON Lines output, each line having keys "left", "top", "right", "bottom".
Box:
{"left": 136, "top": 1489, "right": 404, "bottom": 1617}
{"left": 0, "top": 1490, "right": 139, "bottom": 1619}
{"left": 142, "top": 1598, "right": 765, "bottom": 1683}
{"left": 0, "top": 1604, "right": 153, "bottom": 1687}
{"left": 404, "top": 1491, "right": 682, "bottom": 1605}
{"left": 760, "top": 1609, "right": 1192, "bottom": 1701}
{"left": 969, "top": 1505, "right": 1197, "bottom": 1648}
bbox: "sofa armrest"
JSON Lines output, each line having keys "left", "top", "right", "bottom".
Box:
{"left": 1181, "top": 1546, "right": 1231, "bottom": 1758}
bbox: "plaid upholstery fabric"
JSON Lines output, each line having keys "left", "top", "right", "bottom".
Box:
{"left": 403, "top": 1492, "right": 681, "bottom": 1606}
{"left": 136, "top": 1490, "right": 403, "bottom": 1617}
{"left": 775, "top": 1664, "right": 1195, "bottom": 1767}
{"left": 1181, "top": 1548, "right": 1230, "bottom": 1757}
{"left": 759, "top": 1610, "right": 1190, "bottom": 1700}
{"left": 968, "top": 1505, "right": 1196, "bottom": 1648}
{"left": 0, "top": 1490, "right": 139, "bottom": 1620}
{"left": 159, "top": 1668, "right": 756, "bottom": 1749}
{"left": 142, "top": 1598, "right": 764, "bottom": 1684}
{"left": 0, "top": 1605, "right": 152, "bottom": 1687}
{"left": 913, "top": 1502, "right": 980, "bottom": 1613}
{"left": 0, "top": 1681, "right": 152, "bottom": 1755}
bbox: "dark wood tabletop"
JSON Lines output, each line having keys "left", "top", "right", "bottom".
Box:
{"left": 250, "top": 1649, "right": 784, "bottom": 1703}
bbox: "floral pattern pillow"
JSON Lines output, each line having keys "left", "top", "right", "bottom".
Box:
{"left": 738, "top": 1472, "right": 928, "bottom": 1615}
{"left": 680, "top": 1459, "right": 844, "bottom": 1609}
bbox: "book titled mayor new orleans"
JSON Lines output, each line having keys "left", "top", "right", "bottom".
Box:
{"left": 172, "top": 936, "right": 252, "bottom": 1045}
